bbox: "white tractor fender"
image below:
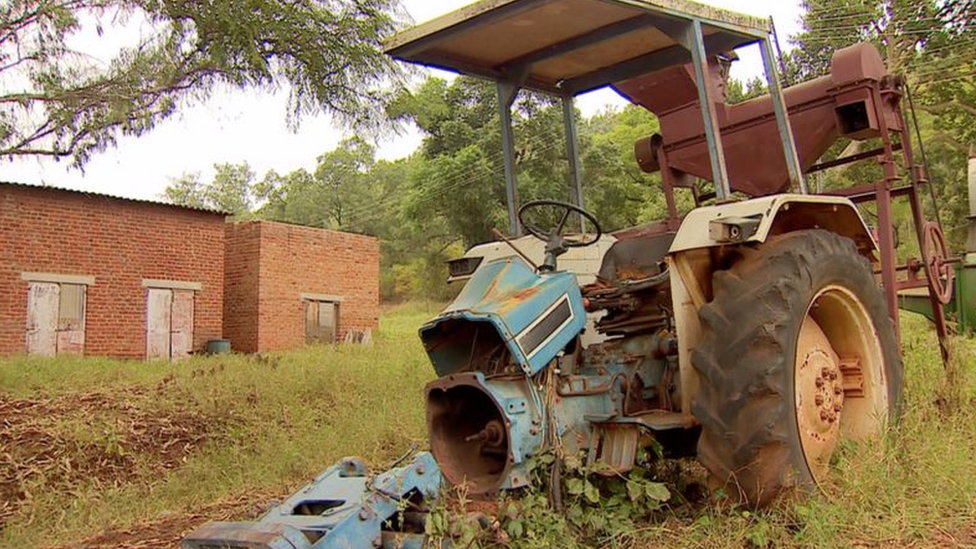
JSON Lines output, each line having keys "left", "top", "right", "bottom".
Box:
{"left": 666, "top": 194, "right": 877, "bottom": 415}
{"left": 668, "top": 194, "right": 878, "bottom": 258}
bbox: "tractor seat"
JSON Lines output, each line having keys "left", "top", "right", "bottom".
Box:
{"left": 598, "top": 231, "right": 676, "bottom": 285}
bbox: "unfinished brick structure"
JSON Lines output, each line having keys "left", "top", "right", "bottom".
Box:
{"left": 0, "top": 183, "right": 380, "bottom": 359}
{"left": 0, "top": 182, "right": 225, "bottom": 359}
{"left": 224, "top": 220, "right": 380, "bottom": 353}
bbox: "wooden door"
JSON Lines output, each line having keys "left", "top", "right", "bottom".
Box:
{"left": 146, "top": 288, "right": 173, "bottom": 360}
{"left": 56, "top": 283, "right": 86, "bottom": 355}
{"left": 170, "top": 290, "right": 194, "bottom": 360}
{"left": 318, "top": 302, "right": 337, "bottom": 343}
{"left": 304, "top": 300, "right": 318, "bottom": 344}
{"left": 26, "top": 282, "right": 59, "bottom": 356}
{"left": 304, "top": 300, "right": 338, "bottom": 344}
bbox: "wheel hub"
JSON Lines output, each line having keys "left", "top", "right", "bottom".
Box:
{"left": 794, "top": 285, "right": 888, "bottom": 485}
{"left": 795, "top": 318, "right": 843, "bottom": 478}
{"left": 807, "top": 349, "right": 845, "bottom": 426}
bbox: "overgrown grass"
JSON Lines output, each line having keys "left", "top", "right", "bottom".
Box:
{"left": 2, "top": 306, "right": 974, "bottom": 548}
{"left": 481, "top": 313, "right": 976, "bottom": 549}
{"left": 0, "top": 302, "right": 444, "bottom": 548}
{"left": 643, "top": 313, "right": 976, "bottom": 549}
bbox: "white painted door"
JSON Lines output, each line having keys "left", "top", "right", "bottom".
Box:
{"left": 170, "top": 290, "right": 194, "bottom": 359}
{"left": 146, "top": 288, "right": 173, "bottom": 360}
{"left": 26, "top": 282, "right": 59, "bottom": 356}
{"left": 56, "top": 283, "right": 86, "bottom": 355}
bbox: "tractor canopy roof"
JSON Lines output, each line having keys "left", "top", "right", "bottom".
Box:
{"left": 384, "top": 0, "right": 770, "bottom": 96}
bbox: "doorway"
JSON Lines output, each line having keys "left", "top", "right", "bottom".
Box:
{"left": 146, "top": 288, "right": 195, "bottom": 360}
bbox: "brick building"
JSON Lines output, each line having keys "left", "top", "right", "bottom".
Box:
{"left": 224, "top": 220, "right": 380, "bottom": 353}
{"left": 0, "top": 183, "right": 380, "bottom": 359}
{"left": 0, "top": 183, "right": 225, "bottom": 359}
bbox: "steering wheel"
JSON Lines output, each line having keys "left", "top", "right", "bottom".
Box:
{"left": 518, "top": 200, "right": 603, "bottom": 248}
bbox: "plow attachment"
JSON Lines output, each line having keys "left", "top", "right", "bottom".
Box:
{"left": 182, "top": 453, "right": 441, "bottom": 549}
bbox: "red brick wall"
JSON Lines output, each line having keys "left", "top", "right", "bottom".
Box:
{"left": 223, "top": 223, "right": 262, "bottom": 353}
{"left": 223, "top": 221, "right": 379, "bottom": 353}
{"left": 0, "top": 184, "right": 226, "bottom": 358}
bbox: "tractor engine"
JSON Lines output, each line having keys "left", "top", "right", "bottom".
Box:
{"left": 419, "top": 229, "right": 687, "bottom": 495}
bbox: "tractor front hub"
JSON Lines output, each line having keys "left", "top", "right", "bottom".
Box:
{"left": 425, "top": 372, "right": 545, "bottom": 494}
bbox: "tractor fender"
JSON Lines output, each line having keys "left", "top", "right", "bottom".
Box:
{"left": 668, "top": 194, "right": 878, "bottom": 259}
{"left": 666, "top": 194, "right": 876, "bottom": 415}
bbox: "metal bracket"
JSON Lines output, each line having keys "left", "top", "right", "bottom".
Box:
{"left": 708, "top": 216, "right": 762, "bottom": 243}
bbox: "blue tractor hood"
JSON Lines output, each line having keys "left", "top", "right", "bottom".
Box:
{"left": 420, "top": 257, "right": 586, "bottom": 377}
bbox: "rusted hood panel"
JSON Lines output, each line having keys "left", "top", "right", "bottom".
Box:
{"left": 421, "top": 257, "right": 586, "bottom": 376}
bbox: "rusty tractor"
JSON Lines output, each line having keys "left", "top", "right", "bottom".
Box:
{"left": 184, "top": 1, "right": 953, "bottom": 548}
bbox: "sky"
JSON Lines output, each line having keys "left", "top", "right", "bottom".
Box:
{"left": 0, "top": 0, "right": 804, "bottom": 201}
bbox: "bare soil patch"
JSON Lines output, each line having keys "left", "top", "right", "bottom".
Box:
{"left": 48, "top": 492, "right": 275, "bottom": 549}
{"left": 0, "top": 383, "right": 219, "bottom": 528}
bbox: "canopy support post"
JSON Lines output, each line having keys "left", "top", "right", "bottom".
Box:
{"left": 498, "top": 81, "right": 522, "bottom": 236}
{"left": 562, "top": 95, "right": 586, "bottom": 232}
{"left": 684, "top": 19, "right": 731, "bottom": 201}
{"left": 761, "top": 36, "right": 806, "bottom": 193}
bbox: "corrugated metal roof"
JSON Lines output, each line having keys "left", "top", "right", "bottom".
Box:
{"left": 0, "top": 181, "right": 229, "bottom": 216}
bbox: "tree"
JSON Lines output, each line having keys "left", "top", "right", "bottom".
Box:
{"left": 388, "top": 76, "right": 600, "bottom": 247}
{"left": 258, "top": 137, "right": 378, "bottom": 232}
{"left": 208, "top": 162, "right": 256, "bottom": 214}
{"left": 0, "top": 0, "right": 404, "bottom": 166}
{"left": 726, "top": 76, "right": 768, "bottom": 104}
{"left": 163, "top": 161, "right": 254, "bottom": 215}
{"left": 580, "top": 104, "right": 667, "bottom": 231}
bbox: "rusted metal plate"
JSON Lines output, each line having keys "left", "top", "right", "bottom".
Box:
{"left": 146, "top": 288, "right": 173, "bottom": 360}
{"left": 171, "top": 289, "right": 195, "bottom": 360}
{"left": 26, "top": 282, "right": 59, "bottom": 356}
{"left": 591, "top": 424, "right": 639, "bottom": 474}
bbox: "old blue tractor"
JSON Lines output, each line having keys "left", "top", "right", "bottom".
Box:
{"left": 184, "top": 0, "right": 954, "bottom": 547}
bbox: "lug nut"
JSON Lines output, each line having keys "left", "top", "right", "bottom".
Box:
{"left": 816, "top": 378, "right": 825, "bottom": 388}
{"left": 834, "top": 387, "right": 843, "bottom": 395}
{"left": 820, "top": 411, "right": 829, "bottom": 421}
{"left": 834, "top": 404, "right": 843, "bottom": 412}
{"left": 815, "top": 395, "right": 824, "bottom": 406}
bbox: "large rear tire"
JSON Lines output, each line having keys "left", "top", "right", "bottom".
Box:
{"left": 692, "top": 230, "right": 902, "bottom": 507}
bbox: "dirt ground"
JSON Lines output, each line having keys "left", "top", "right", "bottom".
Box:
{"left": 48, "top": 492, "right": 274, "bottom": 549}
{"left": 0, "top": 382, "right": 217, "bottom": 531}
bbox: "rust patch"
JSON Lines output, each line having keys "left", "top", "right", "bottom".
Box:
{"left": 496, "top": 284, "right": 543, "bottom": 315}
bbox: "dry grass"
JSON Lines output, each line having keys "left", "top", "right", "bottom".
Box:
{"left": 0, "top": 302, "right": 442, "bottom": 549}
{"left": 1, "top": 304, "right": 974, "bottom": 549}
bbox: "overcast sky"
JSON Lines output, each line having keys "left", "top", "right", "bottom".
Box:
{"left": 0, "top": 0, "right": 803, "bottom": 201}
